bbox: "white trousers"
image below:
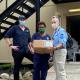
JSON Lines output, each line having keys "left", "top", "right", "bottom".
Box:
{"left": 53, "top": 49, "right": 67, "bottom": 80}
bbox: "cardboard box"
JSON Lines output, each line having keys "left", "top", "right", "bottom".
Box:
{"left": 33, "top": 40, "right": 53, "bottom": 54}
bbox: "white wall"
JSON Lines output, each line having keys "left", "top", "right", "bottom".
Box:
{"left": 0, "top": 0, "right": 16, "bottom": 14}
{"left": 40, "top": 1, "right": 57, "bottom": 35}
{"left": 57, "top": 2, "right": 80, "bottom": 29}
{"left": 0, "top": 0, "right": 80, "bottom": 63}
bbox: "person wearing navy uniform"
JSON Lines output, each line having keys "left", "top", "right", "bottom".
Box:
{"left": 51, "top": 16, "right": 68, "bottom": 80}
{"left": 4, "top": 15, "right": 33, "bottom": 80}
{"left": 31, "top": 22, "right": 51, "bottom": 80}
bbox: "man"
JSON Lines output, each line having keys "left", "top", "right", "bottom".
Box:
{"left": 31, "top": 22, "right": 51, "bottom": 80}
{"left": 51, "top": 16, "right": 68, "bottom": 80}
{"left": 4, "top": 15, "right": 33, "bottom": 80}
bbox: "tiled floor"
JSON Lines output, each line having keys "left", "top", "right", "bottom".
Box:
{"left": 46, "top": 62, "right": 80, "bottom": 80}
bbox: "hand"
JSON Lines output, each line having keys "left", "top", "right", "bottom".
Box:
{"left": 30, "top": 47, "right": 34, "bottom": 54}
{"left": 46, "top": 47, "right": 53, "bottom": 53}
{"left": 47, "top": 47, "right": 53, "bottom": 51}
{"left": 10, "top": 46, "right": 19, "bottom": 51}
{"left": 47, "top": 47, "right": 57, "bottom": 52}
{"left": 28, "top": 42, "right": 34, "bottom": 54}
{"left": 53, "top": 47, "right": 58, "bottom": 51}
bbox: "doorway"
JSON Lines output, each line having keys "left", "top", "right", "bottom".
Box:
{"left": 66, "top": 15, "right": 80, "bottom": 61}
{"left": 66, "top": 15, "right": 80, "bottom": 45}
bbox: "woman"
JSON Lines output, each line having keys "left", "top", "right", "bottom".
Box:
{"left": 30, "top": 22, "right": 51, "bottom": 80}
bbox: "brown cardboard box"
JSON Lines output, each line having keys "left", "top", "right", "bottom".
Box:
{"left": 33, "top": 40, "right": 53, "bottom": 54}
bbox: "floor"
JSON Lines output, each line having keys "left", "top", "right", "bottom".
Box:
{"left": 46, "top": 62, "right": 80, "bottom": 80}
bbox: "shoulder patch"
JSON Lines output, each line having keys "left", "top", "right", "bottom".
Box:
{"left": 25, "top": 30, "right": 29, "bottom": 32}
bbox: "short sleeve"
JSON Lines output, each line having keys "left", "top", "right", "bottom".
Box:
{"left": 59, "top": 30, "right": 68, "bottom": 47}
{"left": 4, "top": 26, "right": 15, "bottom": 38}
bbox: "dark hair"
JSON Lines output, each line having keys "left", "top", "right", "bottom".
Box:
{"left": 37, "top": 22, "right": 46, "bottom": 28}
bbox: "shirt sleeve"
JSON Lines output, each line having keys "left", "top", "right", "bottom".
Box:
{"left": 31, "top": 33, "right": 36, "bottom": 41}
{"left": 59, "top": 30, "right": 68, "bottom": 48}
{"left": 4, "top": 26, "right": 15, "bottom": 38}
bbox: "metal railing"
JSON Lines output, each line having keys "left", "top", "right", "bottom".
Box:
{"left": 0, "top": 0, "right": 16, "bottom": 14}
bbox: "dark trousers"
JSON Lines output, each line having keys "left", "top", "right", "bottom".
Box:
{"left": 12, "top": 50, "right": 33, "bottom": 80}
{"left": 33, "top": 54, "right": 50, "bottom": 80}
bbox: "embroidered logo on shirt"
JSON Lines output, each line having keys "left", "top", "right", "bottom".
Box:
{"left": 47, "top": 37, "right": 49, "bottom": 40}
{"left": 25, "top": 30, "right": 29, "bottom": 32}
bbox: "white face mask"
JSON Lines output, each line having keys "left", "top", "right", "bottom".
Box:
{"left": 51, "top": 18, "right": 59, "bottom": 30}
{"left": 52, "top": 24, "right": 58, "bottom": 30}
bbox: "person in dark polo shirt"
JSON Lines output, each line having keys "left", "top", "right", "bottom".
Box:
{"left": 4, "top": 15, "right": 33, "bottom": 80}
{"left": 31, "top": 22, "right": 51, "bottom": 80}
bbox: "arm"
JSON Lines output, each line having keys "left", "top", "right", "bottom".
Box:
{"left": 4, "top": 38, "right": 12, "bottom": 47}
{"left": 53, "top": 44, "right": 63, "bottom": 50}
{"left": 28, "top": 33, "right": 36, "bottom": 53}
{"left": 4, "top": 38, "right": 19, "bottom": 50}
{"left": 28, "top": 42, "right": 34, "bottom": 53}
{"left": 4, "top": 26, "right": 19, "bottom": 50}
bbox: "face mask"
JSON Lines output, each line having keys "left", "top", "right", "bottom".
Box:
{"left": 38, "top": 27, "right": 45, "bottom": 33}
{"left": 51, "top": 22, "right": 59, "bottom": 30}
{"left": 19, "top": 20, "right": 26, "bottom": 26}
{"left": 52, "top": 24, "right": 57, "bottom": 30}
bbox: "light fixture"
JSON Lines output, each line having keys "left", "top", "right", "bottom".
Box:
{"left": 69, "top": 8, "right": 80, "bottom": 12}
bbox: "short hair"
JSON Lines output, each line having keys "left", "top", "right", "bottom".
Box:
{"left": 37, "top": 21, "right": 46, "bottom": 28}
{"left": 52, "top": 16, "right": 60, "bottom": 22}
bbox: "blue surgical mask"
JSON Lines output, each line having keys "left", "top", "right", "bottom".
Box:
{"left": 19, "top": 20, "right": 26, "bottom": 26}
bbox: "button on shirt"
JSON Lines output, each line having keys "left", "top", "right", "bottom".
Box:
{"left": 4, "top": 25, "right": 31, "bottom": 52}
{"left": 52, "top": 27, "right": 68, "bottom": 48}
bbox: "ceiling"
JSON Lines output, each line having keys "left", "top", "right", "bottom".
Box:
{"left": 52, "top": 0, "right": 80, "bottom": 4}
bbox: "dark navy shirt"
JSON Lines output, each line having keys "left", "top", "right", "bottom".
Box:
{"left": 32, "top": 32, "right": 51, "bottom": 41}
{"left": 4, "top": 25, "right": 31, "bottom": 53}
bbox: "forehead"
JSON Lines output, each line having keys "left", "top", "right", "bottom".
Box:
{"left": 39, "top": 24, "right": 44, "bottom": 27}
{"left": 52, "top": 17, "right": 59, "bottom": 22}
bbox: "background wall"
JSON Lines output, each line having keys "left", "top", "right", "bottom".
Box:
{"left": 0, "top": 0, "right": 80, "bottom": 63}
{"left": 0, "top": 0, "right": 16, "bottom": 14}
{"left": 57, "top": 2, "right": 80, "bottom": 29}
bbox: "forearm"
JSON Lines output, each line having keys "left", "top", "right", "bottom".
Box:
{"left": 54, "top": 43, "right": 63, "bottom": 50}
{"left": 4, "top": 38, "right": 12, "bottom": 46}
